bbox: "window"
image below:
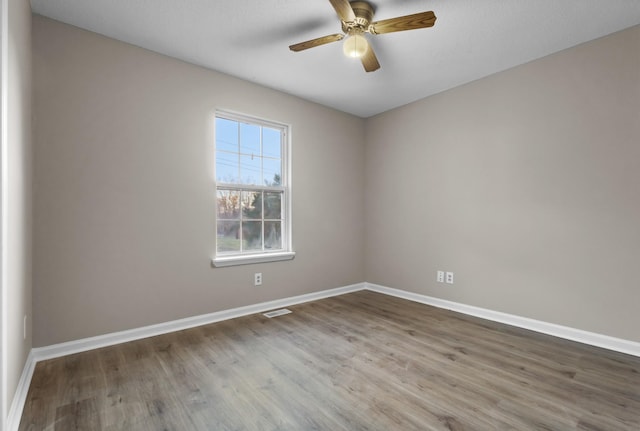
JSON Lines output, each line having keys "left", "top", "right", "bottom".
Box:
{"left": 212, "top": 111, "right": 294, "bottom": 267}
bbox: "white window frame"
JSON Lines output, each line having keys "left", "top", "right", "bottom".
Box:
{"left": 211, "top": 110, "right": 294, "bottom": 267}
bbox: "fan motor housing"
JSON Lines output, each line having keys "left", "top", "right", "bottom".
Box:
{"left": 342, "top": 1, "right": 374, "bottom": 32}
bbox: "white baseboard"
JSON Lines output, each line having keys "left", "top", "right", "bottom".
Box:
{"left": 365, "top": 282, "right": 640, "bottom": 358}
{"left": 9, "top": 281, "right": 640, "bottom": 430}
{"left": 6, "top": 350, "right": 36, "bottom": 431}
{"left": 34, "top": 282, "right": 637, "bottom": 360}
{"left": 32, "top": 282, "right": 366, "bottom": 362}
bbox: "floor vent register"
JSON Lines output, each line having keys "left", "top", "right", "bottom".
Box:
{"left": 263, "top": 308, "right": 292, "bottom": 318}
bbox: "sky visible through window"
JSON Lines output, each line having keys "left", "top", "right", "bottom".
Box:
{"left": 215, "top": 117, "right": 282, "bottom": 186}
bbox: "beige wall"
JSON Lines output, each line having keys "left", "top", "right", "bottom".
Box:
{"left": 32, "top": 16, "right": 365, "bottom": 346}
{"left": 4, "top": 0, "right": 32, "bottom": 418}
{"left": 365, "top": 25, "right": 640, "bottom": 342}
{"left": 32, "top": 14, "right": 639, "bottom": 349}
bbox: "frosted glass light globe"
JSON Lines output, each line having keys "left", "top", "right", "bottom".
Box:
{"left": 343, "top": 34, "right": 368, "bottom": 58}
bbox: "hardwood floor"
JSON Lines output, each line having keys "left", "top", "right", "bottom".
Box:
{"left": 19, "top": 291, "right": 640, "bottom": 430}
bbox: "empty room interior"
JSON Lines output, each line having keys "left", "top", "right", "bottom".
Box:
{"left": 2, "top": 0, "right": 640, "bottom": 429}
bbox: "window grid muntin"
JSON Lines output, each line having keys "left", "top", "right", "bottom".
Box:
{"left": 215, "top": 113, "right": 284, "bottom": 187}
{"left": 216, "top": 186, "right": 285, "bottom": 255}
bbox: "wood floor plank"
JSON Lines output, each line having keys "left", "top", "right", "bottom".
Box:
{"left": 19, "top": 291, "right": 640, "bottom": 430}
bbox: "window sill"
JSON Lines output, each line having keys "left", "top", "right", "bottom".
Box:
{"left": 211, "top": 251, "right": 296, "bottom": 268}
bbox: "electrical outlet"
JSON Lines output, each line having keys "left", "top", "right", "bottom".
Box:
{"left": 436, "top": 271, "right": 445, "bottom": 283}
{"left": 254, "top": 273, "right": 262, "bottom": 286}
{"left": 445, "top": 272, "right": 454, "bottom": 284}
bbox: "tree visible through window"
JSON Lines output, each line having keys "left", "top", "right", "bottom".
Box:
{"left": 215, "top": 112, "right": 290, "bottom": 259}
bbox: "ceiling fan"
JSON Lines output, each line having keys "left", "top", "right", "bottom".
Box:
{"left": 289, "top": 0, "right": 437, "bottom": 72}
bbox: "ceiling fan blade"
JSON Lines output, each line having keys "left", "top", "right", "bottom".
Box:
{"left": 370, "top": 11, "right": 436, "bottom": 35}
{"left": 289, "top": 34, "right": 345, "bottom": 52}
{"left": 361, "top": 45, "right": 380, "bottom": 72}
{"left": 328, "top": 0, "right": 356, "bottom": 22}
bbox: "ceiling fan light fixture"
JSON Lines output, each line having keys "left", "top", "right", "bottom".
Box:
{"left": 343, "top": 33, "right": 368, "bottom": 58}
{"left": 288, "top": 0, "right": 436, "bottom": 72}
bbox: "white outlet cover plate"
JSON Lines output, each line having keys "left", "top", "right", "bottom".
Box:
{"left": 445, "top": 272, "right": 454, "bottom": 284}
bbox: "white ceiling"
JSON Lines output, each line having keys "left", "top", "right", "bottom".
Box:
{"left": 30, "top": 0, "right": 640, "bottom": 118}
